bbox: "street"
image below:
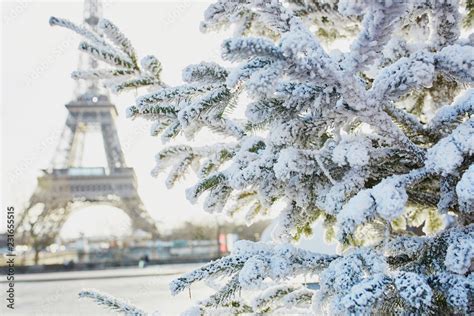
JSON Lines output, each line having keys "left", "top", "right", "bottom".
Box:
{"left": 1, "top": 263, "right": 213, "bottom": 315}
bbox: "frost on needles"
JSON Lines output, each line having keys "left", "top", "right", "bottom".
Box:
{"left": 51, "top": 0, "right": 473, "bottom": 315}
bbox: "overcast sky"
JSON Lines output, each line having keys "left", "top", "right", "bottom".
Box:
{"left": 1, "top": 0, "right": 236, "bottom": 238}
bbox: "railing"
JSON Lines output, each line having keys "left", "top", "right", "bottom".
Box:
{"left": 47, "top": 167, "right": 135, "bottom": 178}
{"left": 50, "top": 168, "right": 106, "bottom": 176}
{"left": 68, "top": 167, "right": 105, "bottom": 176}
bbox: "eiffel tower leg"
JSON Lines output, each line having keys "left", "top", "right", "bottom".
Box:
{"left": 101, "top": 115, "right": 126, "bottom": 169}
{"left": 32, "top": 203, "right": 71, "bottom": 264}
{"left": 117, "top": 196, "right": 159, "bottom": 239}
{"left": 50, "top": 114, "right": 77, "bottom": 169}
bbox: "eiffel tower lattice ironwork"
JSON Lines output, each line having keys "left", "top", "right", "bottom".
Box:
{"left": 16, "top": 0, "right": 159, "bottom": 259}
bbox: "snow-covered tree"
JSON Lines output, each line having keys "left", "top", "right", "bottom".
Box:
{"left": 52, "top": 0, "right": 473, "bottom": 314}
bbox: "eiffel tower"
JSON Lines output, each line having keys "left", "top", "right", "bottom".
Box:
{"left": 17, "top": 0, "right": 158, "bottom": 262}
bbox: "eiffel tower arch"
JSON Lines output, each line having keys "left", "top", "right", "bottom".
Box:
{"left": 16, "top": 0, "right": 158, "bottom": 263}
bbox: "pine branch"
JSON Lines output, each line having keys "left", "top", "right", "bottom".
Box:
{"left": 79, "top": 289, "right": 146, "bottom": 316}
{"left": 99, "top": 18, "right": 138, "bottom": 66}
{"left": 78, "top": 41, "right": 135, "bottom": 69}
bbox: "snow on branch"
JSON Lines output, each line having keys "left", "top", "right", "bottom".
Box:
{"left": 170, "top": 240, "right": 337, "bottom": 297}
{"left": 182, "top": 62, "right": 228, "bottom": 84}
{"left": 49, "top": 16, "right": 106, "bottom": 47}
{"left": 99, "top": 18, "right": 137, "bottom": 64}
{"left": 434, "top": 44, "right": 474, "bottom": 83}
{"left": 222, "top": 37, "right": 283, "bottom": 61}
{"left": 79, "top": 289, "right": 146, "bottom": 316}
{"left": 78, "top": 41, "right": 135, "bottom": 69}
{"left": 429, "top": 88, "right": 474, "bottom": 131}
{"left": 425, "top": 119, "right": 473, "bottom": 175}
{"left": 54, "top": 0, "right": 474, "bottom": 314}
{"left": 341, "top": 0, "right": 408, "bottom": 72}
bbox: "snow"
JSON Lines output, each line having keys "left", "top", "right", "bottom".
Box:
{"left": 269, "top": 244, "right": 297, "bottom": 279}
{"left": 456, "top": 165, "right": 474, "bottom": 213}
{"left": 394, "top": 272, "right": 432, "bottom": 309}
{"left": 246, "top": 99, "right": 274, "bottom": 123}
{"left": 71, "top": 69, "right": 135, "bottom": 80}
{"left": 79, "top": 289, "right": 146, "bottom": 315}
{"left": 245, "top": 61, "right": 283, "bottom": 97}
{"left": 371, "top": 177, "right": 408, "bottom": 221}
{"left": 177, "top": 86, "right": 229, "bottom": 128}
{"left": 327, "top": 257, "right": 363, "bottom": 293}
{"left": 78, "top": 41, "right": 134, "bottom": 69}
{"left": 426, "top": 140, "right": 464, "bottom": 175}
{"left": 239, "top": 256, "right": 268, "bottom": 289}
{"left": 425, "top": 119, "right": 474, "bottom": 175}
{"left": 435, "top": 44, "right": 474, "bottom": 82}
{"left": 342, "top": 1, "right": 408, "bottom": 72}
{"left": 274, "top": 148, "right": 312, "bottom": 180}
{"left": 429, "top": 89, "right": 474, "bottom": 129}
{"left": 338, "top": 274, "right": 388, "bottom": 314}
{"left": 232, "top": 240, "right": 272, "bottom": 257}
{"left": 384, "top": 236, "right": 425, "bottom": 256}
{"left": 337, "top": 0, "right": 365, "bottom": 16}
{"left": 222, "top": 37, "right": 282, "bottom": 62}
{"left": 332, "top": 136, "right": 371, "bottom": 168}
{"left": 336, "top": 190, "right": 376, "bottom": 241}
{"left": 226, "top": 57, "right": 272, "bottom": 89}
{"left": 141, "top": 55, "right": 162, "bottom": 77}
{"left": 50, "top": 16, "right": 107, "bottom": 48}
{"left": 268, "top": 119, "right": 305, "bottom": 146}
{"left": 432, "top": 272, "right": 473, "bottom": 312}
{"left": 445, "top": 238, "right": 474, "bottom": 274}
{"left": 182, "top": 62, "right": 228, "bottom": 84}
{"left": 370, "top": 50, "right": 435, "bottom": 100}
{"left": 99, "top": 18, "right": 136, "bottom": 60}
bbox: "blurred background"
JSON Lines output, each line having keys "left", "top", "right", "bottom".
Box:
{"left": 0, "top": 1, "right": 335, "bottom": 314}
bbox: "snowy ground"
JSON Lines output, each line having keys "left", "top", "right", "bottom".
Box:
{"left": 1, "top": 263, "right": 213, "bottom": 315}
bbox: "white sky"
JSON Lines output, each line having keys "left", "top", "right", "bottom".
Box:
{"left": 1, "top": 0, "right": 235, "bottom": 237}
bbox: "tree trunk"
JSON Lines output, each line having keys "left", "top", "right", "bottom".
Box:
{"left": 34, "top": 247, "right": 40, "bottom": 265}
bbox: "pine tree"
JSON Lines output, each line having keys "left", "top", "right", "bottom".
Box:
{"left": 51, "top": 0, "right": 473, "bottom": 314}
